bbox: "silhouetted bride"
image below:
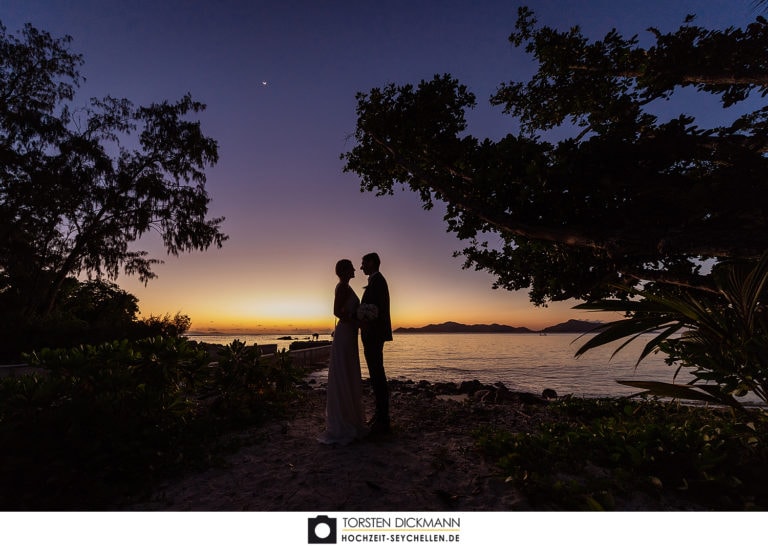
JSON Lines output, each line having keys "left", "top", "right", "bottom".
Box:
{"left": 317, "top": 259, "right": 368, "bottom": 444}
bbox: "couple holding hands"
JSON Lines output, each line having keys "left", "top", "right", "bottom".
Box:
{"left": 318, "top": 252, "right": 392, "bottom": 445}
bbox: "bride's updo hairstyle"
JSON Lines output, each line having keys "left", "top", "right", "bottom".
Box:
{"left": 335, "top": 259, "right": 353, "bottom": 277}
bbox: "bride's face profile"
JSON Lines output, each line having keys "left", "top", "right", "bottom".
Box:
{"left": 336, "top": 260, "right": 355, "bottom": 282}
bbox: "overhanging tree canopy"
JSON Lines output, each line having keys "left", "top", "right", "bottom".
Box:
{"left": 342, "top": 8, "right": 768, "bottom": 305}
{"left": 0, "top": 22, "right": 227, "bottom": 319}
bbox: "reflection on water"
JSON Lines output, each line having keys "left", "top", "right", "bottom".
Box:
{"left": 374, "top": 333, "right": 693, "bottom": 399}
{"left": 189, "top": 332, "right": 716, "bottom": 399}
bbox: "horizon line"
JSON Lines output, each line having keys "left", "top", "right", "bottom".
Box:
{"left": 187, "top": 318, "right": 603, "bottom": 336}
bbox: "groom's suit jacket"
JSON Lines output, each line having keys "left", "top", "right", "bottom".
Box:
{"left": 361, "top": 271, "right": 393, "bottom": 342}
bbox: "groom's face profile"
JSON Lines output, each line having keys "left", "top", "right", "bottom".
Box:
{"left": 361, "top": 258, "right": 374, "bottom": 276}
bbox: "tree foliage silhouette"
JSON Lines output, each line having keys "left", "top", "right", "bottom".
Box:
{"left": 343, "top": 8, "right": 768, "bottom": 304}
{"left": 0, "top": 22, "right": 227, "bottom": 320}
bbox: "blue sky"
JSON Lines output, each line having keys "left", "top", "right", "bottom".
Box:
{"left": 2, "top": 0, "right": 757, "bottom": 332}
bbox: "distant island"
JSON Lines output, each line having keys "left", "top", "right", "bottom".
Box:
{"left": 539, "top": 319, "right": 605, "bottom": 333}
{"left": 394, "top": 321, "right": 532, "bottom": 334}
{"left": 394, "top": 319, "right": 603, "bottom": 334}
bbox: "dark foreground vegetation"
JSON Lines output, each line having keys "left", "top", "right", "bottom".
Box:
{"left": 474, "top": 395, "right": 768, "bottom": 510}
{"left": 3, "top": 343, "right": 767, "bottom": 510}
{"left": 0, "top": 337, "right": 305, "bottom": 510}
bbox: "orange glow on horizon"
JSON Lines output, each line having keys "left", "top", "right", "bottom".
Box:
{"left": 121, "top": 247, "right": 619, "bottom": 337}
{"left": 183, "top": 307, "right": 612, "bottom": 335}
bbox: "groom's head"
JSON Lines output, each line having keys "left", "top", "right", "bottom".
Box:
{"left": 361, "top": 252, "right": 380, "bottom": 275}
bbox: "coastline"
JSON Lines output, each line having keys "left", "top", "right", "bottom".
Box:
{"left": 191, "top": 332, "right": 683, "bottom": 400}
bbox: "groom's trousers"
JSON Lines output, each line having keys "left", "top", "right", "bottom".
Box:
{"left": 362, "top": 335, "right": 389, "bottom": 422}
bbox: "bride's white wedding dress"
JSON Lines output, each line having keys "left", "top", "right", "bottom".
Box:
{"left": 318, "top": 286, "right": 368, "bottom": 445}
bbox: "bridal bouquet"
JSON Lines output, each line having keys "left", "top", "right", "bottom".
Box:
{"left": 357, "top": 303, "right": 379, "bottom": 321}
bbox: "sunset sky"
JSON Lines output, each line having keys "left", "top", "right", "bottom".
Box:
{"left": 3, "top": 0, "right": 755, "bottom": 334}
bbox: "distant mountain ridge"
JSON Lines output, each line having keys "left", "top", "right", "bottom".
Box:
{"left": 394, "top": 321, "right": 532, "bottom": 334}
{"left": 394, "top": 319, "right": 602, "bottom": 334}
{"left": 540, "top": 319, "right": 604, "bottom": 333}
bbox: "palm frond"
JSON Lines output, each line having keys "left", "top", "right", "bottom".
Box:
{"left": 573, "top": 316, "right": 679, "bottom": 359}
{"left": 636, "top": 324, "right": 682, "bottom": 365}
{"left": 573, "top": 253, "right": 768, "bottom": 409}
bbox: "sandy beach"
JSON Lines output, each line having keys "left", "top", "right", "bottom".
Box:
{"left": 129, "top": 380, "right": 543, "bottom": 511}
{"left": 129, "top": 379, "right": 688, "bottom": 511}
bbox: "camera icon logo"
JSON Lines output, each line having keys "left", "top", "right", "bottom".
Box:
{"left": 308, "top": 515, "right": 337, "bottom": 544}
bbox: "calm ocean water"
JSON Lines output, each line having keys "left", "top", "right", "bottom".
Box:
{"left": 189, "top": 332, "right": 718, "bottom": 400}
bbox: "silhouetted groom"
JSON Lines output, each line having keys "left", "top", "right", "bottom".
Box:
{"left": 360, "top": 252, "right": 392, "bottom": 435}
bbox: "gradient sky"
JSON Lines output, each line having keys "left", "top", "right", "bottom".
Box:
{"left": 3, "top": 0, "right": 756, "bottom": 334}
